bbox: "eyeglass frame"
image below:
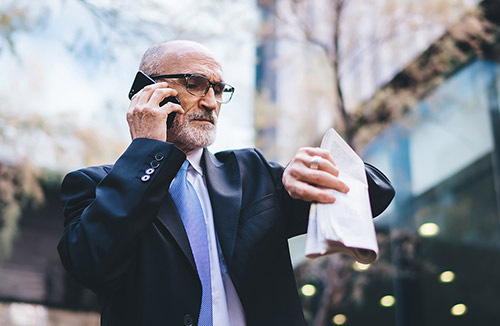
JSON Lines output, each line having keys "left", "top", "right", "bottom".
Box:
{"left": 150, "top": 73, "right": 235, "bottom": 104}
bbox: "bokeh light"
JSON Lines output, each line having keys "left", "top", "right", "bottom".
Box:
{"left": 301, "top": 284, "right": 317, "bottom": 297}
{"left": 451, "top": 303, "right": 467, "bottom": 316}
{"left": 353, "top": 261, "right": 371, "bottom": 271}
{"left": 332, "top": 314, "right": 347, "bottom": 325}
{"left": 380, "top": 295, "right": 396, "bottom": 307}
{"left": 439, "top": 271, "right": 455, "bottom": 283}
{"left": 418, "top": 222, "right": 440, "bottom": 237}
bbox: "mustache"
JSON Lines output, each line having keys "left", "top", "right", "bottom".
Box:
{"left": 187, "top": 111, "right": 217, "bottom": 124}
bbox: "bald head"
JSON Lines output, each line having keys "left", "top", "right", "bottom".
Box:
{"left": 139, "top": 40, "right": 222, "bottom": 77}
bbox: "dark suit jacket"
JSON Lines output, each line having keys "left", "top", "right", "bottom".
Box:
{"left": 58, "top": 138, "right": 395, "bottom": 326}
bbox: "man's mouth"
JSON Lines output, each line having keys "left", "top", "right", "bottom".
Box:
{"left": 190, "top": 116, "right": 215, "bottom": 124}
{"left": 186, "top": 111, "right": 217, "bottom": 125}
{"left": 192, "top": 118, "right": 213, "bottom": 124}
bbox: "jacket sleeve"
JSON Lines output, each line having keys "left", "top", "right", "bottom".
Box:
{"left": 365, "top": 162, "right": 395, "bottom": 217}
{"left": 57, "top": 138, "right": 185, "bottom": 292}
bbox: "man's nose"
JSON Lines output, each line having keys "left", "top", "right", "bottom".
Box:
{"left": 200, "top": 87, "right": 218, "bottom": 111}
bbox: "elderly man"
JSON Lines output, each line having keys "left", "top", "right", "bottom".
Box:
{"left": 58, "top": 40, "right": 394, "bottom": 326}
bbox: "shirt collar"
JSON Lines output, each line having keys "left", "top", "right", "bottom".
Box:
{"left": 186, "top": 148, "right": 204, "bottom": 176}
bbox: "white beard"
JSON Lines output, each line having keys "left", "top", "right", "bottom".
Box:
{"left": 168, "top": 111, "right": 217, "bottom": 152}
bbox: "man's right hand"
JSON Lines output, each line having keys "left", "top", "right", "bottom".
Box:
{"left": 126, "top": 82, "right": 184, "bottom": 142}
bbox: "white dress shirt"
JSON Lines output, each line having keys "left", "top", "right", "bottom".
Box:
{"left": 177, "top": 148, "right": 246, "bottom": 326}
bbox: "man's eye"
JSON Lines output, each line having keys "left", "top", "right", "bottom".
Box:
{"left": 213, "top": 84, "right": 224, "bottom": 94}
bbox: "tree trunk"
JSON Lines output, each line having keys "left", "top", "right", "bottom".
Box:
{"left": 331, "top": 0, "right": 353, "bottom": 145}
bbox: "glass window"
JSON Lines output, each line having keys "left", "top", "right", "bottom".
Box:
{"left": 297, "top": 59, "right": 500, "bottom": 326}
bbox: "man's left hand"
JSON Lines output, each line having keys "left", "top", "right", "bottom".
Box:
{"left": 282, "top": 147, "right": 349, "bottom": 203}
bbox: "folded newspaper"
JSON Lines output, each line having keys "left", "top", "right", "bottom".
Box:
{"left": 305, "top": 128, "right": 379, "bottom": 264}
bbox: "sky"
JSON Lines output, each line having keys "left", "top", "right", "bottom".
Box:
{"left": 0, "top": 0, "right": 259, "bottom": 171}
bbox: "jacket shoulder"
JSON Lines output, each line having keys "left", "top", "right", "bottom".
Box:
{"left": 215, "top": 148, "right": 269, "bottom": 165}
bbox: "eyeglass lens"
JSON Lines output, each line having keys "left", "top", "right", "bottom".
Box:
{"left": 186, "top": 75, "right": 233, "bottom": 103}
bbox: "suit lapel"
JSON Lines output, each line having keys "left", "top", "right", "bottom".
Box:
{"left": 156, "top": 190, "right": 196, "bottom": 270}
{"left": 154, "top": 149, "right": 242, "bottom": 271}
{"left": 202, "top": 149, "right": 242, "bottom": 269}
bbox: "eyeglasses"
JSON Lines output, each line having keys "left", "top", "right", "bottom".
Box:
{"left": 150, "top": 73, "right": 235, "bottom": 104}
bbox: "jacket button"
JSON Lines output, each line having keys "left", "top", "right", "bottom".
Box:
{"left": 155, "top": 152, "right": 164, "bottom": 161}
{"left": 150, "top": 160, "right": 160, "bottom": 168}
{"left": 145, "top": 168, "right": 155, "bottom": 175}
{"left": 183, "top": 314, "right": 193, "bottom": 326}
{"left": 141, "top": 175, "right": 150, "bottom": 182}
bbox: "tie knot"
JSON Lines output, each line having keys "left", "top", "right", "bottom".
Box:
{"left": 173, "top": 160, "right": 190, "bottom": 182}
{"left": 181, "top": 160, "right": 190, "bottom": 171}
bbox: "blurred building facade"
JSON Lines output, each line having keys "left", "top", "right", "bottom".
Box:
{"left": 255, "top": 0, "right": 480, "bottom": 164}
{"left": 354, "top": 1, "right": 500, "bottom": 323}
{"left": 255, "top": 0, "right": 500, "bottom": 325}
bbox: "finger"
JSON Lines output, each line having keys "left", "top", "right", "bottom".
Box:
{"left": 288, "top": 181, "right": 337, "bottom": 203}
{"left": 128, "top": 91, "right": 142, "bottom": 113}
{"left": 295, "top": 149, "right": 339, "bottom": 176}
{"left": 149, "top": 87, "right": 178, "bottom": 107}
{"left": 134, "top": 84, "right": 156, "bottom": 105}
{"left": 128, "top": 85, "right": 152, "bottom": 117}
{"left": 284, "top": 160, "right": 349, "bottom": 195}
{"left": 302, "top": 147, "right": 336, "bottom": 166}
{"left": 304, "top": 170, "right": 350, "bottom": 193}
{"left": 309, "top": 155, "right": 339, "bottom": 177}
{"left": 128, "top": 83, "right": 176, "bottom": 117}
{"left": 132, "top": 82, "right": 168, "bottom": 105}
{"left": 163, "top": 102, "right": 185, "bottom": 117}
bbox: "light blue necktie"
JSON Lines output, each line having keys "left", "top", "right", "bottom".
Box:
{"left": 170, "top": 160, "right": 212, "bottom": 326}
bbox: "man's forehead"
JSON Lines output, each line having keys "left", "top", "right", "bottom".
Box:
{"left": 163, "top": 51, "right": 223, "bottom": 80}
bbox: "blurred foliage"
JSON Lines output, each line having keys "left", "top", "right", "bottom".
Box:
{"left": 0, "top": 162, "right": 44, "bottom": 261}
{"left": 72, "top": 0, "right": 256, "bottom": 60}
{"left": 351, "top": 1, "right": 500, "bottom": 149}
{"left": 256, "top": 0, "right": 482, "bottom": 152}
{"left": 0, "top": 7, "right": 28, "bottom": 53}
{"left": 0, "top": 3, "right": 49, "bottom": 54}
{"left": 0, "top": 108, "right": 129, "bottom": 173}
{"left": 0, "top": 3, "right": 47, "bottom": 262}
{"left": 0, "top": 107, "right": 127, "bottom": 262}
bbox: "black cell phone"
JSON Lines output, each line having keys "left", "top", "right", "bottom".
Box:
{"left": 128, "top": 70, "right": 180, "bottom": 129}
